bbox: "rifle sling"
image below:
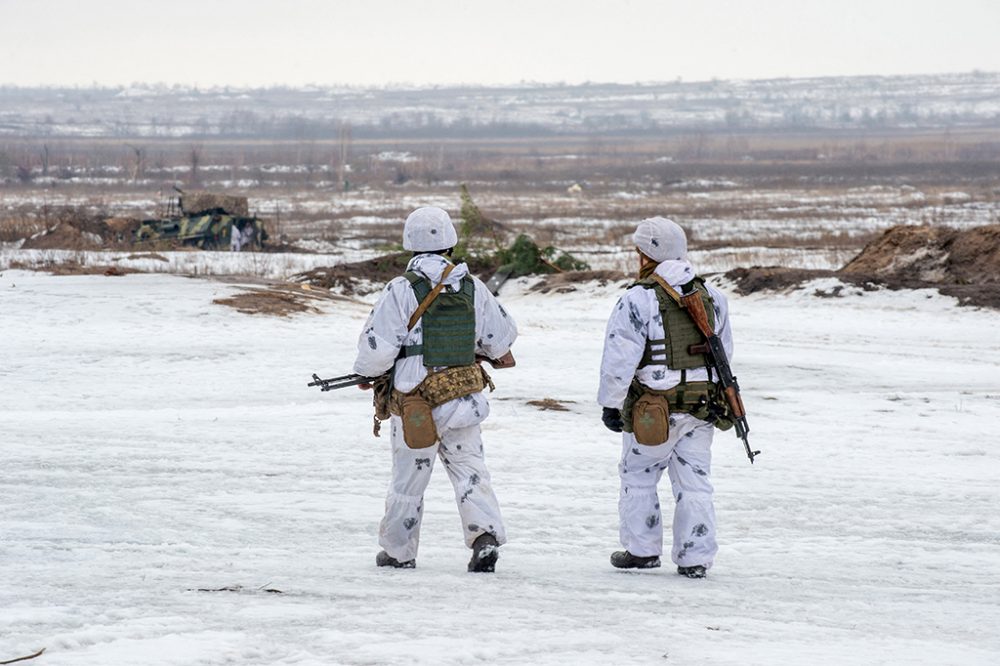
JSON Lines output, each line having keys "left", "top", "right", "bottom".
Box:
{"left": 406, "top": 263, "right": 456, "bottom": 331}
{"left": 650, "top": 273, "right": 713, "bottom": 339}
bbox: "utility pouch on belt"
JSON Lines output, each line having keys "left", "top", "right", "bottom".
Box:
{"left": 389, "top": 364, "right": 493, "bottom": 449}
{"left": 632, "top": 392, "right": 671, "bottom": 445}
{"left": 398, "top": 394, "right": 438, "bottom": 448}
{"left": 623, "top": 378, "right": 733, "bottom": 442}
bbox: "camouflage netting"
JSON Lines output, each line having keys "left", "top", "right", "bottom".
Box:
{"left": 180, "top": 192, "right": 249, "bottom": 216}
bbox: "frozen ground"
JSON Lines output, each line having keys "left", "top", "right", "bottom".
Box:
{"left": 2, "top": 270, "right": 999, "bottom": 665}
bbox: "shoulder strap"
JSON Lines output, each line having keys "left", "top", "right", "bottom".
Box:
{"left": 406, "top": 263, "right": 456, "bottom": 330}
{"left": 650, "top": 273, "right": 716, "bottom": 338}
{"left": 649, "top": 273, "right": 684, "bottom": 307}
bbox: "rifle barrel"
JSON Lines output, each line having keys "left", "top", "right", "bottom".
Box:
{"left": 308, "top": 372, "right": 372, "bottom": 391}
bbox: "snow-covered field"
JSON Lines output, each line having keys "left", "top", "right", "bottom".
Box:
{"left": 2, "top": 270, "right": 1000, "bottom": 665}
{"left": 0, "top": 245, "right": 859, "bottom": 280}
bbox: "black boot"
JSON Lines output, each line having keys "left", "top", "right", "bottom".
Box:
{"left": 468, "top": 533, "right": 499, "bottom": 573}
{"left": 610, "top": 551, "right": 661, "bottom": 569}
{"left": 677, "top": 565, "right": 707, "bottom": 578}
{"left": 376, "top": 550, "right": 415, "bottom": 569}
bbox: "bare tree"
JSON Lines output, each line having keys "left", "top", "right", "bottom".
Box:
{"left": 125, "top": 143, "right": 145, "bottom": 183}
{"left": 338, "top": 122, "right": 351, "bottom": 190}
{"left": 189, "top": 145, "right": 201, "bottom": 187}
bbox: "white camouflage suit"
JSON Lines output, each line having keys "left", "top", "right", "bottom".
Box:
{"left": 598, "top": 254, "right": 734, "bottom": 570}
{"left": 353, "top": 253, "right": 518, "bottom": 563}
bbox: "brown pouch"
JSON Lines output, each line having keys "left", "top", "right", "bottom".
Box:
{"left": 632, "top": 392, "right": 671, "bottom": 445}
{"left": 399, "top": 393, "right": 438, "bottom": 448}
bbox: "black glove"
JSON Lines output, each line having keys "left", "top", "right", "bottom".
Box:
{"left": 602, "top": 407, "right": 624, "bottom": 433}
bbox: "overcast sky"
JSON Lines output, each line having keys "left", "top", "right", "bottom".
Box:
{"left": 1, "top": 0, "right": 998, "bottom": 87}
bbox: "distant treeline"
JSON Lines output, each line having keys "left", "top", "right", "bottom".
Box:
{"left": 2, "top": 73, "right": 1000, "bottom": 140}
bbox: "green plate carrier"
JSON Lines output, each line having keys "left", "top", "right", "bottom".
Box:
{"left": 636, "top": 276, "right": 715, "bottom": 370}
{"left": 400, "top": 271, "right": 477, "bottom": 367}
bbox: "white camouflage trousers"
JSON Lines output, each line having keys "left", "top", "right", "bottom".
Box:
{"left": 379, "top": 416, "right": 506, "bottom": 562}
{"left": 618, "top": 412, "right": 718, "bottom": 568}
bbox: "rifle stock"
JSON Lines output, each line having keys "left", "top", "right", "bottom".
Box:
{"left": 478, "top": 350, "right": 516, "bottom": 369}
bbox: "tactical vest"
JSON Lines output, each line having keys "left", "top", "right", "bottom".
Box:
{"left": 400, "top": 271, "right": 476, "bottom": 367}
{"left": 634, "top": 276, "right": 715, "bottom": 371}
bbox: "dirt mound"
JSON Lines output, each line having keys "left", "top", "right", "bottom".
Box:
{"left": 843, "top": 224, "right": 1000, "bottom": 284}
{"left": 292, "top": 251, "right": 527, "bottom": 294}
{"left": 529, "top": 270, "right": 628, "bottom": 294}
{"left": 21, "top": 221, "right": 105, "bottom": 250}
{"left": 21, "top": 210, "right": 139, "bottom": 250}
{"left": 946, "top": 225, "right": 1000, "bottom": 284}
{"left": 291, "top": 253, "right": 412, "bottom": 293}
{"left": 727, "top": 224, "right": 1000, "bottom": 309}
{"left": 723, "top": 267, "right": 845, "bottom": 294}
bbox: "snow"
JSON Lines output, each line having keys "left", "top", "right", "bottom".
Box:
{"left": 2, "top": 269, "right": 999, "bottom": 665}
{"left": 0, "top": 249, "right": 373, "bottom": 281}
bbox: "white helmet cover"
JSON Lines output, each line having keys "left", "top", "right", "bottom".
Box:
{"left": 633, "top": 216, "right": 687, "bottom": 262}
{"left": 402, "top": 206, "right": 459, "bottom": 252}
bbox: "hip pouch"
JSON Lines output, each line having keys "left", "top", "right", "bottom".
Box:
{"left": 399, "top": 393, "right": 438, "bottom": 448}
{"left": 632, "top": 392, "right": 671, "bottom": 445}
{"left": 389, "top": 364, "right": 493, "bottom": 449}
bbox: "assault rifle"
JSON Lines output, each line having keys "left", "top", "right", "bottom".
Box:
{"left": 307, "top": 373, "right": 373, "bottom": 391}
{"left": 308, "top": 351, "right": 517, "bottom": 392}
{"left": 678, "top": 288, "right": 760, "bottom": 464}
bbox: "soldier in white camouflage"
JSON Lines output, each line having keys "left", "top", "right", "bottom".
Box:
{"left": 598, "top": 217, "right": 736, "bottom": 579}
{"left": 353, "top": 207, "right": 518, "bottom": 573}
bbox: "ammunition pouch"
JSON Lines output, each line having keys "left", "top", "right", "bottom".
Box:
{"left": 622, "top": 379, "right": 734, "bottom": 442}
{"left": 388, "top": 364, "right": 495, "bottom": 448}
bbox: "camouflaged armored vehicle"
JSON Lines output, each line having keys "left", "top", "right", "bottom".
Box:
{"left": 134, "top": 191, "right": 267, "bottom": 251}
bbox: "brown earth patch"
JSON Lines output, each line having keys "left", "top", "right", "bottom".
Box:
{"left": 526, "top": 398, "right": 574, "bottom": 411}
{"left": 213, "top": 283, "right": 347, "bottom": 317}
{"left": 125, "top": 252, "right": 169, "bottom": 262}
